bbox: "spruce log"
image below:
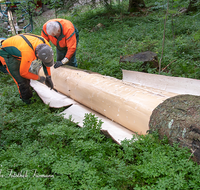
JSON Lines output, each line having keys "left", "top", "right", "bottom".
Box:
{"left": 149, "top": 94, "right": 200, "bottom": 164}
{"left": 39, "top": 66, "right": 176, "bottom": 135}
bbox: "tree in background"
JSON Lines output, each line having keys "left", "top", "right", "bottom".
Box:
{"left": 187, "top": 0, "right": 200, "bottom": 12}
{"left": 128, "top": 0, "right": 145, "bottom": 12}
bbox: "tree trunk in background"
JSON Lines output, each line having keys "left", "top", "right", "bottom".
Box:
{"left": 128, "top": 0, "right": 145, "bottom": 12}
{"left": 187, "top": 0, "right": 199, "bottom": 12}
{"left": 149, "top": 95, "right": 200, "bottom": 164}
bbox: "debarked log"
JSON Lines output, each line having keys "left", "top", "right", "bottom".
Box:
{"left": 38, "top": 66, "right": 177, "bottom": 135}
{"left": 149, "top": 94, "right": 200, "bottom": 164}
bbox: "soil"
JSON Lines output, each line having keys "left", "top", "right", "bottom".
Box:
{"left": 41, "top": 8, "right": 55, "bottom": 19}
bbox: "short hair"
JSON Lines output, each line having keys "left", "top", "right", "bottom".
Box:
{"left": 46, "top": 21, "right": 60, "bottom": 36}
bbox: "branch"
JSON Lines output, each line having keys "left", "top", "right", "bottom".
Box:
{"left": 162, "top": 59, "right": 177, "bottom": 72}
{"left": 187, "top": 148, "right": 196, "bottom": 162}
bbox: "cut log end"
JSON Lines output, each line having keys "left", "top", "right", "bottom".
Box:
{"left": 149, "top": 94, "right": 200, "bottom": 164}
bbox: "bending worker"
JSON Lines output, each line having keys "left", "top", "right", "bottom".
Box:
{"left": 41, "top": 18, "right": 79, "bottom": 68}
{"left": 0, "top": 34, "right": 54, "bottom": 104}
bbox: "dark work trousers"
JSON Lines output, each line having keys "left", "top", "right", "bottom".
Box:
{"left": 0, "top": 61, "right": 8, "bottom": 73}
{"left": 1, "top": 52, "right": 33, "bottom": 104}
{"left": 56, "top": 27, "right": 79, "bottom": 67}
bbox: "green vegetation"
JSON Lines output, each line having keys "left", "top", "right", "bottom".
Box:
{"left": 60, "top": 0, "right": 200, "bottom": 80}
{"left": 1, "top": 0, "right": 200, "bottom": 189}
{"left": 1, "top": 76, "right": 200, "bottom": 189}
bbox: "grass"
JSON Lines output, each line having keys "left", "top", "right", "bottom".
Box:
{"left": 1, "top": 0, "right": 200, "bottom": 189}
{"left": 66, "top": 2, "right": 200, "bottom": 79}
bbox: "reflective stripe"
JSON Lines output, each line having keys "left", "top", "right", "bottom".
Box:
{"left": 66, "top": 31, "right": 75, "bottom": 41}
{"left": 19, "top": 35, "right": 34, "bottom": 50}
{"left": 42, "top": 29, "right": 48, "bottom": 37}
{"left": 23, "top": 33, "right": 46, "bottom": 43}
{"left": 19, "top": 34, "right": 46, "bottom": 50}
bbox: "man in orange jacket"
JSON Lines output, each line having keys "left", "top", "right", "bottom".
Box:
{"left": 41, "top": 19, "right": 79, "bottom": 68}
{"left": 0, "top": 34, "right": 54, "bottom": 104}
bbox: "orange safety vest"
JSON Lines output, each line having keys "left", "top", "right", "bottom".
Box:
{"left": 0, "top": 55, "right": 6, "bottom": 67}
{"left": 2, "top": 34, "right": 51, "bottom": 80}
{"left": 41, "top": 19, "right": 77, "bottom": 60}
{"left": 0, "top": 38, "right": 7, "bottom": 69}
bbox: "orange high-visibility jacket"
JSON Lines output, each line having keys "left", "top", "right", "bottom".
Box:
{"left": 0, "top": 38, "right": 7, "bottom": 70}
{"left": 0, "top": 56, "right": 6, "bottom": 67}
{"left": 2, "top": 34, "right": 51, "bottom": 80}
{"left": 41, "top": 19, "right": 77, "bottom": 60}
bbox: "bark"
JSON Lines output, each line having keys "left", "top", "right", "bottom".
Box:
{"left": 128, "top": 0, "right": 145, "bottom": 12}
{"left": 149, "top": 94, "right": 200, "bottom": 164}
{"left": 119, "top": 51, "right": 159, "bottom": 70}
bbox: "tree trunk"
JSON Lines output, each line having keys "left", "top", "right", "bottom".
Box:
{"left": 128, "top": 0, "right": 145, "bottom": 12}
{"left": 149, "top": 94, "right": 200, "bottom": 164}
{"left": 187, "top": 0, "right": 199, "bottom": 12}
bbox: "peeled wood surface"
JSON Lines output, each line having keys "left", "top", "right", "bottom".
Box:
{"left": 30, "top": 79, "right": 134, "bottom": 144}
{"left": 39, "top": 66, "right": 177, "bottom": 134}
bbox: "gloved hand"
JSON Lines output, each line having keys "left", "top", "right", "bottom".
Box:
{"left": 54, "top": 61, "right": 63, "bottom": 69}
{"left": 38, "top": 76, "right": 45, "bottom": 83}
{"left": 54, "top": 58, "right": 69, "bottom": 69}
{"left": 45, "top": 75, "right": 54, "bottom": 89}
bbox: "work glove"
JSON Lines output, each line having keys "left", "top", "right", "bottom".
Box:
{"left": 29, "top": 59, "right": 42, "bottom": 75}
{"left": 38, "top": 76, "right": 45, "bottom": 83}
{"left": 54, "top": 58, "right": 69, "bottom": 69}
{"left": 54, "top": 61, "right": 63, "bottom": 69}
{"left": 45, "top": 75, "right": 54, "bottom": 89}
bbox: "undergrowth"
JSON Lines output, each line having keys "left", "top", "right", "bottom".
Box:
{"left": 65, "top": 1, "right": 200, "bottom": 79}
{"left": 1, "top": 0, "right": 200, "bottom": 189}
{"left": 0, "top": 73, "right": 200, "bottom": 189}
{"left": 21, "top": 0, "right": 200, "bottom": 80}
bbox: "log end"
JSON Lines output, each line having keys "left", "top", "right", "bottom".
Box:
{"left": 149, "top": 94, "right": 200, "bottom": 164}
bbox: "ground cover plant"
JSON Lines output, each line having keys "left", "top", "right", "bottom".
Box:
{"left": 1, "top": 0, "right": 200, "bottom": 189}
{"left": 72, "top": 1, "right": 200, "bottom": 79}
{"left": 1, "top": 74, "right": 200, "bottom": 189}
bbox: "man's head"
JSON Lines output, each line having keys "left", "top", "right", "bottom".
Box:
{"left": 46, "top": 21, "right": 61, "bottom": 37}
{"left": 35, "top": 44, "right": 54, "bottom": 67}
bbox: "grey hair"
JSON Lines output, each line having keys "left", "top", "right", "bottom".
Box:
{"left": 46, "top": 21, "right": 60, "bottom": 36}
